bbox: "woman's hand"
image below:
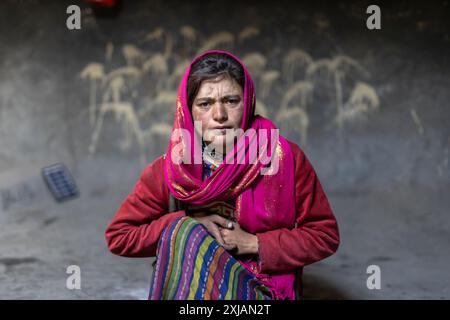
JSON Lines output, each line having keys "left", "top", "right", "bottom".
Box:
{"left": 219, "top": 222, "right": 259, "bottom": 256}
{"left": 190, "top": 212, "right": 237, "bottom": 251}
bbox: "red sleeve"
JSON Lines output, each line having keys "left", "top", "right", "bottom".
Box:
{"left": 256, "top": 141, "right": 340, "bottom": 273}
{"left": 105, "top": 155, "right": 186, "bottom": 257}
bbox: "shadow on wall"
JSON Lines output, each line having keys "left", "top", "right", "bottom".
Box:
{"left": 302, "top": 273, "right": 351, "bottom": 300}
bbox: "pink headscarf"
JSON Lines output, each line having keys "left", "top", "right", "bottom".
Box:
{"left": 163, "top": 50, "right": 296, "bottom": 234}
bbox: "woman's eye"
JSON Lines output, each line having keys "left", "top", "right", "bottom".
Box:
{"left": 226, "top": 99, "right": 239, "bottom": 105}
{"left": 198, "top": 102, "right": 210, "bottom": 108}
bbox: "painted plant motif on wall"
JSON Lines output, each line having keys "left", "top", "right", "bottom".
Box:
{"left": 80, "top": 26, "right": 379, "bottom": 165}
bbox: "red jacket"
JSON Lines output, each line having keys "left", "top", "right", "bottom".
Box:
{"left": 105, "top": 141, "right": 340, "bottom": 280}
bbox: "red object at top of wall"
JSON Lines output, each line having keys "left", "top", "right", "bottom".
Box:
{"left": 85, "top": 0, "right": 117, "bottom": 7}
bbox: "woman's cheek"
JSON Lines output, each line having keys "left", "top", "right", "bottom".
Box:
{"left": 233, "top": 105, "right": 244, "bottom": 126}
{"left": 193, "top": 112, "right": 207, "bottom": 138}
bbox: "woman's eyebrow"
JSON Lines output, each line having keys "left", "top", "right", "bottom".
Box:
{"left": 195, "top": 95, "right": 241, "bottom": 102}
{"left": 221, "top": 95, "right": 241, "bottom": 100}
{"left": 195, "top": 97, "right": 215, "bottom": 103}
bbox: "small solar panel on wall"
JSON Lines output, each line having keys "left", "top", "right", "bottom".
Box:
{"left": 42, "top": 163, "right": 79, "bottom": 202}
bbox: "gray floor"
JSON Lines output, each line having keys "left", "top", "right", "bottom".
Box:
{"left": 1, "top": 158, "right": 449, "bottom": 299}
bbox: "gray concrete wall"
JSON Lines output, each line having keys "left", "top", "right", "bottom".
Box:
{"left": 0, "top": 0, "right": 449, "bottom": 299}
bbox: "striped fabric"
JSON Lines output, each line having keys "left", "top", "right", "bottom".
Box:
{"left": 148, "top": 216, "right": 273, "bottom": 300}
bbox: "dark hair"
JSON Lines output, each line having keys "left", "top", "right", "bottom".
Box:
{"left": 187, "top": 53, "right": 245, "bottom": 110}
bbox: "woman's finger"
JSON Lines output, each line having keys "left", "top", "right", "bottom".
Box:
{"left": 208, "top": 222, "right": 228, "bottom": 246}
{"left": 215, "top": 226, "right": 237, "bottom": 250}
{"left": 223, "top": 242, "right": 237, "bottom": 251}
{"left": 211, "top": 215, "right": 233, "bottom": 229}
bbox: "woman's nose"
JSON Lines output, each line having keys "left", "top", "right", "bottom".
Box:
{"left": 212, "top": 103, "right": 228, "bottom": 122}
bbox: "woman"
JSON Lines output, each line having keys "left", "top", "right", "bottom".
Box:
{"left": 105, "top": 50, "right": 340, "bottom": 300}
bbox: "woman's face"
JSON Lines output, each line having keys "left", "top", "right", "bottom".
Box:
{"left": 191, "top": 76, "right": 244, "bottom": 152}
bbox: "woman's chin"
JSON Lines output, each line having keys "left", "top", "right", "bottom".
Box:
{"left": 207, "top": 137, "right": 234, "bottom": 153}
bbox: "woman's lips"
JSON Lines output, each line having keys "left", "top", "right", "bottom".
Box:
{"left": 210, "top": 127, "right": 233, "bottom": 135}
{"left": 214, "top": 129, "right": 227, "bottom": 135}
